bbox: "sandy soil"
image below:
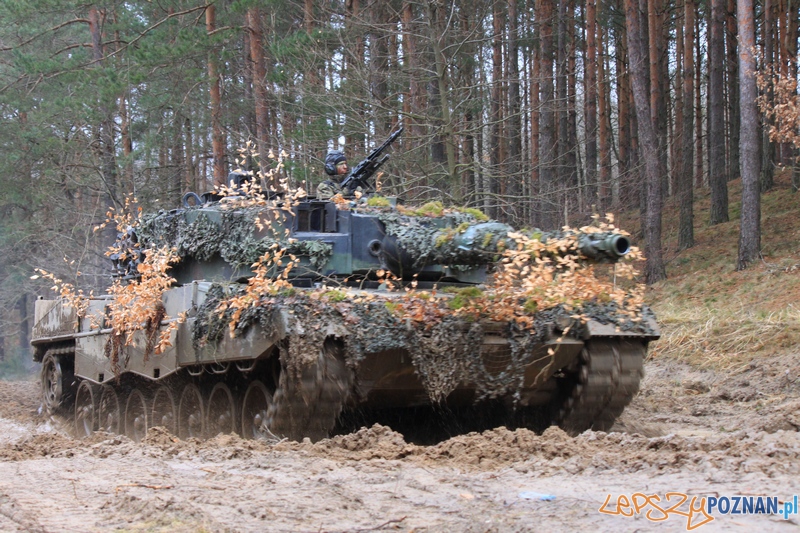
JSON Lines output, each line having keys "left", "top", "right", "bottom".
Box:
{"left": 0, "top": 351, "right": 799, "bottom": 532}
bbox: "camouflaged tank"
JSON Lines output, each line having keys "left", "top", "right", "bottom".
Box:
{"left": 31, "top": 174, "right": 660, "bottom": 442}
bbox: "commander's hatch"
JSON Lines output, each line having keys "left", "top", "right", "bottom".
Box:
{"left": 294, "top": 201, "right": 338, "bottom": 233}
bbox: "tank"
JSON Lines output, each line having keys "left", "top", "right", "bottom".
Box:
{"left": 31, "top": 169, "right": 659, "bottom": 443}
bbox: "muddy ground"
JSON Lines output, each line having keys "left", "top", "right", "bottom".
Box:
{"left": 0, "top": 351, "right": 798, "bottom": 533}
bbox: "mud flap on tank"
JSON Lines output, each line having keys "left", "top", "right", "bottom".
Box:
{"left": 267, "top": 338, "right": 353, "bottom": 442}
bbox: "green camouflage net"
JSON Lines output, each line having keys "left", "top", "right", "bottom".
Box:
{"left": 376, "top": 209, "right": 494, "bottom": 268}
{"left": 193, "top": 284, "right": 657, "bottom": 403}
{"left": 136, "top": 207, "right": 332, "bottom": 269}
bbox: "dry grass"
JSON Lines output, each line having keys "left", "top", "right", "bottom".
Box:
{"left": 648, "top": 303, "right": 800, "bottom": 371}
{"left": 619, "top": 168, "right": 800, "bottom": 370}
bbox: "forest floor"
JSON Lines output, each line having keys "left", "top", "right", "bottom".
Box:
{"left": 1, "top": 173, "right": 799, "bottom": 532}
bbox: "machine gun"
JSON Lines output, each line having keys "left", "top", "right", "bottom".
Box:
{"left": 341, "top": 127, "right": 403, "bottom": 194}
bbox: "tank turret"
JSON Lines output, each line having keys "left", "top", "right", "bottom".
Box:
{"left": 131, "top": 194, "right": 634, "bottom": 289}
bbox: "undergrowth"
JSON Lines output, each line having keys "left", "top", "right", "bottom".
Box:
{"left": 642, "top": 169, "right": 800, "bottom": 369}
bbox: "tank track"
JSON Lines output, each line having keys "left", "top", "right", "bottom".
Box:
{"left": 267, "top": 340, "right": 353, "bottom": 442}
{"left": 554, "top": 338, "right": 645, "bottom": 435}
{"left": 39, "top": 338, "right": 353, "bottom": 443}
{"left": 40, "top": 337, "right": 642, "bottom": 441}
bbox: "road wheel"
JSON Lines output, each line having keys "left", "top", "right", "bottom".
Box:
{"left": 207, "top": 383, "right": 238, "bottom": 437}
{"left": 98, "top": 386, "right": 121, "bottom": 434}
{"left": 241, "top": 380, "right": 273, "bottom": 440}
{"left": 41, "top": 352, "right": 74, "bottom": 414}
{"left": 74, "top": 381, "right": 97, "bottom": 437}
{"left": 178, "top": 383, "right": 205, "bottom": 439}
{"left": 151, "top": 385, "right": 177, "bottom": 434}
{"left": 125, "top": 388, "right": 149, "bottom": 442}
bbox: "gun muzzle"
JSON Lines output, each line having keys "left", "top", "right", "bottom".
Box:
{"left": 578, "top": 233, "right": 631, "bottom": 261}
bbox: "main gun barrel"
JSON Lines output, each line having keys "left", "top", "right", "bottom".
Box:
{"left": 381, "top": 220, "right": 632, "bottom": 276}
{"left": 577, "top": 232, "right": 630, "bottom": 260}
{"left": 448, "top": 224, "right": 631, "bottom": 263}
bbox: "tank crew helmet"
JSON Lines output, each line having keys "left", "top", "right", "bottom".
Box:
{"left": 324, "top": 150, "right": 347, "bottom": 176}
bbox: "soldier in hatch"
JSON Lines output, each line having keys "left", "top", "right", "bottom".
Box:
{"left": 316, "top": 150, "right": 349, "bottom": 199}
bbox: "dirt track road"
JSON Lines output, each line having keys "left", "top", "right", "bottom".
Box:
{"left": 0, "top": 352, "right": 798, "bottom": 532}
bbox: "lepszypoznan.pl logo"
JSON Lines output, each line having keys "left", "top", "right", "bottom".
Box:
{"left": 599, "top": 492, "right": 798, "bottom": 530}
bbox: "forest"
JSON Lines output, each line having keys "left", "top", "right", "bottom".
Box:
{"left": 0, "top": 0, "right": 798, "bottom": 364}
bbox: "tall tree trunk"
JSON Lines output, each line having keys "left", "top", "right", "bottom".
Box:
{"left": 539, "top": 0, "right": 557, "bottom": 229}
{"left": 679, "top": 0, "right": 695, "bottom": 250}
{"left": 428, "top": 0, "right": 457, "bottom": 198}
{"left": 114, "top": 21, "right": 133, "bottom": 197}
{"left": 170, "top": 113, "right": 184, "bottom": 205}
{"left": 709, "top": 0, "right": 729, "bottom": 224}
{"left": 736, "top": 0, "right": 761, "bottom": 269}
{"left": 598, "top": 25, "right": 611, "bottom": 209}
{"left": 304, "top": 0, "right": 314, "bottom": 31}
{"left": 507, "top": 0, "right": 522, "bottom": 224}
{"left": 556, "top": 0, "right": 572, "bottom": 220}
{"left": 463, "top": 107, "right": 476, "bottom": 204}
{"left": 89, "top": 7, "right": 119, "bottom": 254}
{"left": 625, "top": 0, "right": 667, "bottom": 283}
{"left": 530, "top": 11, "right": 541, "bottom": 225}
{"left": 118, "top": 94, "right": 133, "bottom": 195}
{"left": 402, "top": 3, "right": 422, "bottom": 145}
{"left": 207, "top": 5, "right": 226, "bottom": 187}
{"left": 184, "top": 117, "right": 195, "bottom": 194}
{"left": 777, "top": 0, "right": 791, "bottom": 165}
{"left": 489, "top": 1, "right": 505, "bottom": 219}
{"left": 567, "top": 6, "right": 579, "bottom": 214}
{"left": 694, "top": 12, "right": 704, "bottom": 188}
{"left": 370, "top": 6, "right": 391, "bottom": 136}
{"left": 673, "top": 6, "right": 684, "bottom": 197}
{"left": 344, "top": 0, "right": 364, "bottom": 154}
{"left": 242, "top": 22, "right": 256, "bottom": 142}
{"left": 458, "top": 8, "right": 477, "bottom": 205}
{"left": 17, "top": 294, "right": 29, "bottom": 354}
{"left": 585, "top": 0, "right": 598, "bottom": 209}
{"left": 648, "top": 0, "right": 668, "bottom": 198}
{"left": 788, "top": 1, "right": 799, "bottom": 192}
{"left": 761, "top": 0, "right": 776, "bottom": 191}
{"left": 726, "top": 0, "right": 740, "bottom": 181}
{"left": 615, "top": 9, "right": 631, "bottom": 207}
{"left": 89, "top": 7, "right": 118, "bottom": 207}
{"left": 248, "top": 9, "right": 272, "bottom": 188}
{"left": 303, "top": 0, "right": 322, "bottom": 181}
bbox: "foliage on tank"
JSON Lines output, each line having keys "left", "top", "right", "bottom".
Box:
{"left": 37, "top": 201, "right": 187, "bottom": 376}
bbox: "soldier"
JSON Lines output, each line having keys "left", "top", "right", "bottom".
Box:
{"left": 317, "top": 150, "right": 349, "bottom": 199}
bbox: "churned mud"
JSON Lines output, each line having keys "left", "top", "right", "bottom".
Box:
{"left": 0, "top": 351, "right": 798, "bottom": 532}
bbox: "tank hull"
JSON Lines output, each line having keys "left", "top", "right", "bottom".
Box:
{"left": 32, "top": 281, "right": 659, "bottom": 441}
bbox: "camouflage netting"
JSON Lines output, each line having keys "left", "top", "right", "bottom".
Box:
{"left": 374, "top": 207, "right": 629, "bottom": 268}
{"left": 136, "top": 207, "right": 332, "bottom": 268}
{"left": 376, "top": 210, "right": 497, "bottom": 268}
{"left": 193, "top": 284, "right": 657, "bottom": 403}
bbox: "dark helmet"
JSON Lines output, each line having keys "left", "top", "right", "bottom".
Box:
{"left": 324, "top": 150, "right": 347, "bottom": 175}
